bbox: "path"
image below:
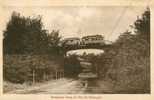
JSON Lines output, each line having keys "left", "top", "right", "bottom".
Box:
{"left": 7, "top": 78, "right": 113, "bottom": 94}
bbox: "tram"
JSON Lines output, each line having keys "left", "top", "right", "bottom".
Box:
{"left": 59, "top": 37, "right": 80, "bottom": 47}
{"left": 81, "top": 35, "right": 105, "bottom": 46}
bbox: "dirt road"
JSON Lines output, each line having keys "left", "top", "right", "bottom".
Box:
{"left": 8, "top": 78, "right": 86, "bottom": 94}
{"left": 8, "top": 78, "right": 113, "bottom": 94}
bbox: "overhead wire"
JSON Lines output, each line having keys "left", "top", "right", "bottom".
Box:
{"left": 109, "top": 0, "right": 152, "bottom": 37}
{"left": 108, "top": 1, "right": 132, "bottom": 37}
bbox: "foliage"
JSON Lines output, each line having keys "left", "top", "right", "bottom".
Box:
{"left": 3, "top": 8, "right": 150, "bottom": 94}
{"left": 134, "top": 7, "right": 150, "bottom": 42}
{"left": 103, "top": 7, "right": 150, "bottom": 93}
{"left": 47, "top": 30, "right": 62, "bottom": 55}
{"left": 3, "top": 55, "right": 61, "bottom": 83}
{"left": 3, "top": 11, "right": 61, "bottom": 55}
{"left": 3, "top": 12, "right": 63, "bottom": 83}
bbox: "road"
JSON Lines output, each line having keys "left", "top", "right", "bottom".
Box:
{"left": 8, "top": 78, "right": 113, "bottom": 94}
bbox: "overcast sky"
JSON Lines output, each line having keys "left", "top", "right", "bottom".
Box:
{"left": 3, "top": 6, "right": 147, "bottom": 41}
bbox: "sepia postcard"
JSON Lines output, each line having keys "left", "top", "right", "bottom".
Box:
{"left": 0, "top": 0, "right": 154, "bottom": 100}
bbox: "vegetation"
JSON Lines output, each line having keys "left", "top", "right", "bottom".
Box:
{"left": 3, "top": 11, "right": 62, "bottom": 55}
{"left": 100, "top": 7, "right": 150, "bottom": 93}
{"left": 3, "top": 7, "right": 150, "bottom": 93}
{"left": 3, "top": 12, "right": 63, "bottom": 84}
{"left": 63, "top": 7, "right": 150, "bottom": 93}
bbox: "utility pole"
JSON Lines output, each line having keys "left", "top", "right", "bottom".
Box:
{"left": 56, "top": 70, "right": 57, "bottom": 80}
{"left": 32, "top": 69, "right": 35, "bottom": 84}
{"left": 43, "top": 70, "right": 46, "bottom": 81}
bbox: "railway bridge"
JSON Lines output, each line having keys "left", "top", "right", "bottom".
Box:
{"left": 62, "top": 46, "right": 112, "bottom": 87}
{"left": 57, "top": 36, "right": 113, "bottom": 87}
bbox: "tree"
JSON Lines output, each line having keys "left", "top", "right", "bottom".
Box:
{"left": 3, "top": 12, "right": 63, "bottom": 84}
{"left": 105, "top": 7, "right": 150, "bottom": 93}
{"left": 3, "top": 11, "right": 49, "bottom": 54}
{"left": 47, "top": 30, "right": 62, "bottom": 54}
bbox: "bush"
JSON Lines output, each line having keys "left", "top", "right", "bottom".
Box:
{"left": 103, "top": 8, "right": 150, "bottom": 93}
{"left": 3, "top": 54, "right": 62, "bottom": 83}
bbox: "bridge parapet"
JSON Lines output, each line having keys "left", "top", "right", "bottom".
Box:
{"left": 60, "top": 44, "right": 112, "bottom": 54}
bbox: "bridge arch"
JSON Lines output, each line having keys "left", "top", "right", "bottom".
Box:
{"left": 64, "top": 48, "right": 105, "bottom": 78}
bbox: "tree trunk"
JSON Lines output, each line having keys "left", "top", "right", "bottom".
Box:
{"left": 32, "top": 69, "right": 35, "bottom": 84}
{"left": 56, "top": 70, "right": 57, "bottom": 80}
{"left": 43, "top": 71, "right": 46, "bottom": 81}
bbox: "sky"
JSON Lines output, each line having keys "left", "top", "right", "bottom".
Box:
{"left": 2, "top": 6, "right": 147, "bottom": 41}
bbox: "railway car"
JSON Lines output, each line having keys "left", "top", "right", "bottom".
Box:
{"left": 81, "top": 35, "right": 105, "bottom": 46}
{"left": 59, "top": 37, "right": 80, "bottom": 47}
